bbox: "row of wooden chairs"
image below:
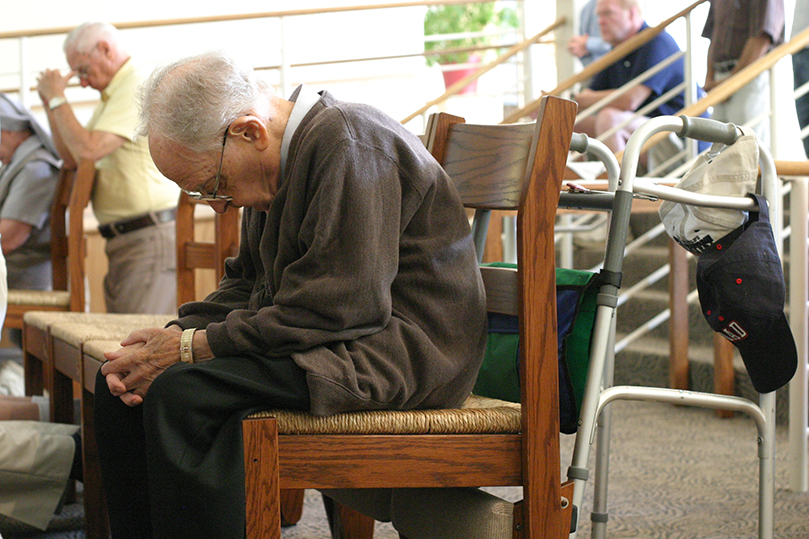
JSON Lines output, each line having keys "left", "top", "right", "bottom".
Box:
{"left": 6, "top": 158, "right": 93, "bottom": 332}
{"left": 20, "top": 163, "right": 247, "bottom": 538}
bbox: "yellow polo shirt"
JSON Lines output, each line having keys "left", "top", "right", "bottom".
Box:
{"left": 86, "top": 59, "right": 179, "bottom": 225}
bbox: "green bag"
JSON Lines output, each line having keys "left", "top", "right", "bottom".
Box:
{"left": 473, "top": 264, "right": 599, "bottom": 434}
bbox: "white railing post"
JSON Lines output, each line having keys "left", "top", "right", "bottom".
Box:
{"left": 770, "top": 65, "right": 779, "bottom": 158}
{"left": 684, "top": 9, "right": 698, "bottom": 159}
{"left": 516, "top": 0, "right": 531, "bottom": 108}
{"left": 555, "top": 0, "right": 578, "bottom": 86}
{"left": 18, "top": 36, "right": 32, "bottom": 108}
{"left": 278, "top": 16, "right": 291, "bottom": 99}
{"left": 788, "top": 176, "right": 809, "bottom": 493}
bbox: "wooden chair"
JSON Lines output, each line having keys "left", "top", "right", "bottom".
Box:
{"left": 175, "top": 192, "right": 240, "bottom": 306}
{"left": 22, "top": 158, "right": 94, "bottom": 400}
{"left": 7, "top": 159, "right": 91, "bottom": 332}
{"left": 241, "top": 95, "right": 578, "bottom": 539}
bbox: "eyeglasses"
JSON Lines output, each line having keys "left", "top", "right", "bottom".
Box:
{"left": 74, "top": 44, "right": 99, "bottom": 80}
{"left": 184, "top": 125, "right": 233, "bottom": 202}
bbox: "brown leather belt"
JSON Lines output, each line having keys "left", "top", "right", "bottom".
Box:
{"left": 98, "top": 208, "right": 176, "bottom": 239}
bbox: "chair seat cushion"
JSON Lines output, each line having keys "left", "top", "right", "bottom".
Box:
{"left": 82, "top": 340, "right": 124, "bottom": 361}
{"left": 48, "top": 315, "right": 175, "bottom": 348}
{"left": 8, "top": 290, "right": 71, "bottom": 307}
{"left": 23, "top": 311, "right": 174, "bottom": 336}
{"left": 248, "top": 394, "right": 521, "bottom": 435}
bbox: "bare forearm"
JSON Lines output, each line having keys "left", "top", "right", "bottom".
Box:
{"left": 47, "top": 105, "right": 123, "bottom": 162}
{"left": 575, "top": 85, "right": 650, "bottom": 112}
{"left": 732, "top": 34, "right": 773, "bottom": 74}
{"left": 575, "top": 88, "right": 612, "bottom": 110}
{"left": 44, "top": 105, "right": 82, "bottom": 167}
{"left": 0, "top": 219, "right": 33, "bottom": 255}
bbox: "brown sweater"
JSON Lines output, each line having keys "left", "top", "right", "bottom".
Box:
{"left": 175, "top": 92, "right": 487, "bottom": 416}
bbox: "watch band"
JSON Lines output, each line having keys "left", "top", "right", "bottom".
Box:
{"left": 180, "top": 328, "right": 197, "bottom": 364}
{"left": 48, "top": 96, "right": 67, "bottom": 111}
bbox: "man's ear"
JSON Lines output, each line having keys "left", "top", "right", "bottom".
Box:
{"left": 95, "top": 40, "right": 113, "bottom": 59}
{"left": 229, "top": 116, "right": 270, "bottom": 151}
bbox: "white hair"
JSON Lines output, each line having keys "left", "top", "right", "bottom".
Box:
{"left": 138, "top": 51, "right": 273, "bottom": 153}
{"left": 64, "top": 22, "right": 122, "bottom": 55}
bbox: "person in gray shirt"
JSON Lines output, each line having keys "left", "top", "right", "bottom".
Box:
{"left": 0, "top": 93, "right": 61, "bottom": 291}
{"left": 702, "top": 0, "right": 785, "bottom": 146}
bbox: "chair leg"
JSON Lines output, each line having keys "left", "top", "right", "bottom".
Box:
{"left": 512, "top": 501, "right": 523, "bottom": 539}
{"left": 322, "top": 495, "right": 375, "bottom": 539}
{"left": 81, "top": 390, "right": 110, "bottom": 539}
{"left": 243, "top": 418, "right": 282, "bottom": 539}
{"left": 280, "top": 489, "right": 305, "bottom": 526}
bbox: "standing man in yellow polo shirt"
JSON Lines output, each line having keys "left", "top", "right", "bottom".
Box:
{"left": 36, "top": 22, "right": 179, "bottom": 314}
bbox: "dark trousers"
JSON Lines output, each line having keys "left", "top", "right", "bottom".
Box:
{"left": 794, "top": 47, "right": 809, "bottom": 157}
{"left": 94, "top": 354, "right": 310, "bottom": 539}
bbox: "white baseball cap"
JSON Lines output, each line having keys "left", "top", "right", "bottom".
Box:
{"left": 658, "top": 126, "right": 758, "bottom": 255}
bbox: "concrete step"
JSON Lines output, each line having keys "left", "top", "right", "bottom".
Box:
{"left": 614, "top": 289, "right": 718, "bottom": 347}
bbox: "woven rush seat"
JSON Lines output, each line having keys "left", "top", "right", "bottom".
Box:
{"left": 82, "top": 340, "right": 124, "bottom": 361}
{"left": 24, "top": 311, "right": 174, "bottom": 333}
{"left": 247, "top": 394, "right": 521, "bottom": 435}
{"left": 8, "top": 289, "right": 72, "bottom": 307}
{"left": 48, "top": 315, "right": 176, "bottom": 348}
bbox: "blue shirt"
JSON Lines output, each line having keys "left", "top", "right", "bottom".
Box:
{"left": 589, "top": 23, "right": 685, "bottom": 117}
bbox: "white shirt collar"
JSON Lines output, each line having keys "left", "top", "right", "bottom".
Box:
{"left": 280, "top": 84, "right": 322, "bottom": 178}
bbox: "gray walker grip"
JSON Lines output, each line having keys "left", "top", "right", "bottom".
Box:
{"left": 569, "top": 132, "right": 589, "bottom": 154}
{"left": 676, "top": 115, "right": 739, "bottom": 145}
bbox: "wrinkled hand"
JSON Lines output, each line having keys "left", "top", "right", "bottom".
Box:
{"left": 36, "top": 69, "right": 73, "bottom": 102}
{"left": 100, "top": 326, "right": 183, "bottom": 407}
{"left": 567, "top": 35, "right": 590, "bottom": 58}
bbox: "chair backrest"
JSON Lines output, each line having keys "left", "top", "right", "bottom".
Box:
{"left": 175, "top": 192, "right": 241, "bottom": 306}
{"left": 48, "top": 167, "right": 73, "bottom": 293}
{"left": 425, "top": 96, "right": 578, "bottom": 531}
{"left": 65, "top": 159, "right": 95, "bottom": 312}
{"left": 425, "top": 112, "right": 540, "bottom": 261}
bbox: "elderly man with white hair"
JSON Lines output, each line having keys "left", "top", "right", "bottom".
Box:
{"left": 36, "top": 22, "right": 179, "bottom": 315}
{"left": 93, "top": 51, "right": 487, "bottom": 539}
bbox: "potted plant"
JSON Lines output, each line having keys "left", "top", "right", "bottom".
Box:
{"left": 424, "top": 1, "right": 518, "bottom": 93}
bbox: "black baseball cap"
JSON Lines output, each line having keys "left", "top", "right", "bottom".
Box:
{"left": 696, "top": 194, "right": 797, "bottom": 394}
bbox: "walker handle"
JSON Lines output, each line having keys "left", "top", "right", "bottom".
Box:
{"left": 676, "top": 116, "right": 740, "bottom": 145}
{"left": 569, "top": 132, "right": 589, "bottom": 154}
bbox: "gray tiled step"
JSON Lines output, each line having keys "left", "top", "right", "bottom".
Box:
{"left": 614, "top": 289, "right": 717, "bottom": 346}
{"left": 612, "top": 336, "right": 790, "bottom": 424}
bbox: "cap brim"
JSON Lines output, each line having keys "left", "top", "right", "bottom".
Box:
{"left": 732, "top": 313, "right": 798, "bottom": 393}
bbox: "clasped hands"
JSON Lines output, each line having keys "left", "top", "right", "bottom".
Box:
{"left": 101, "top": 326, "right": 184, "bottom": 407}
{"left": 35, "top": 68, "right": 73, "bottom": 102}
